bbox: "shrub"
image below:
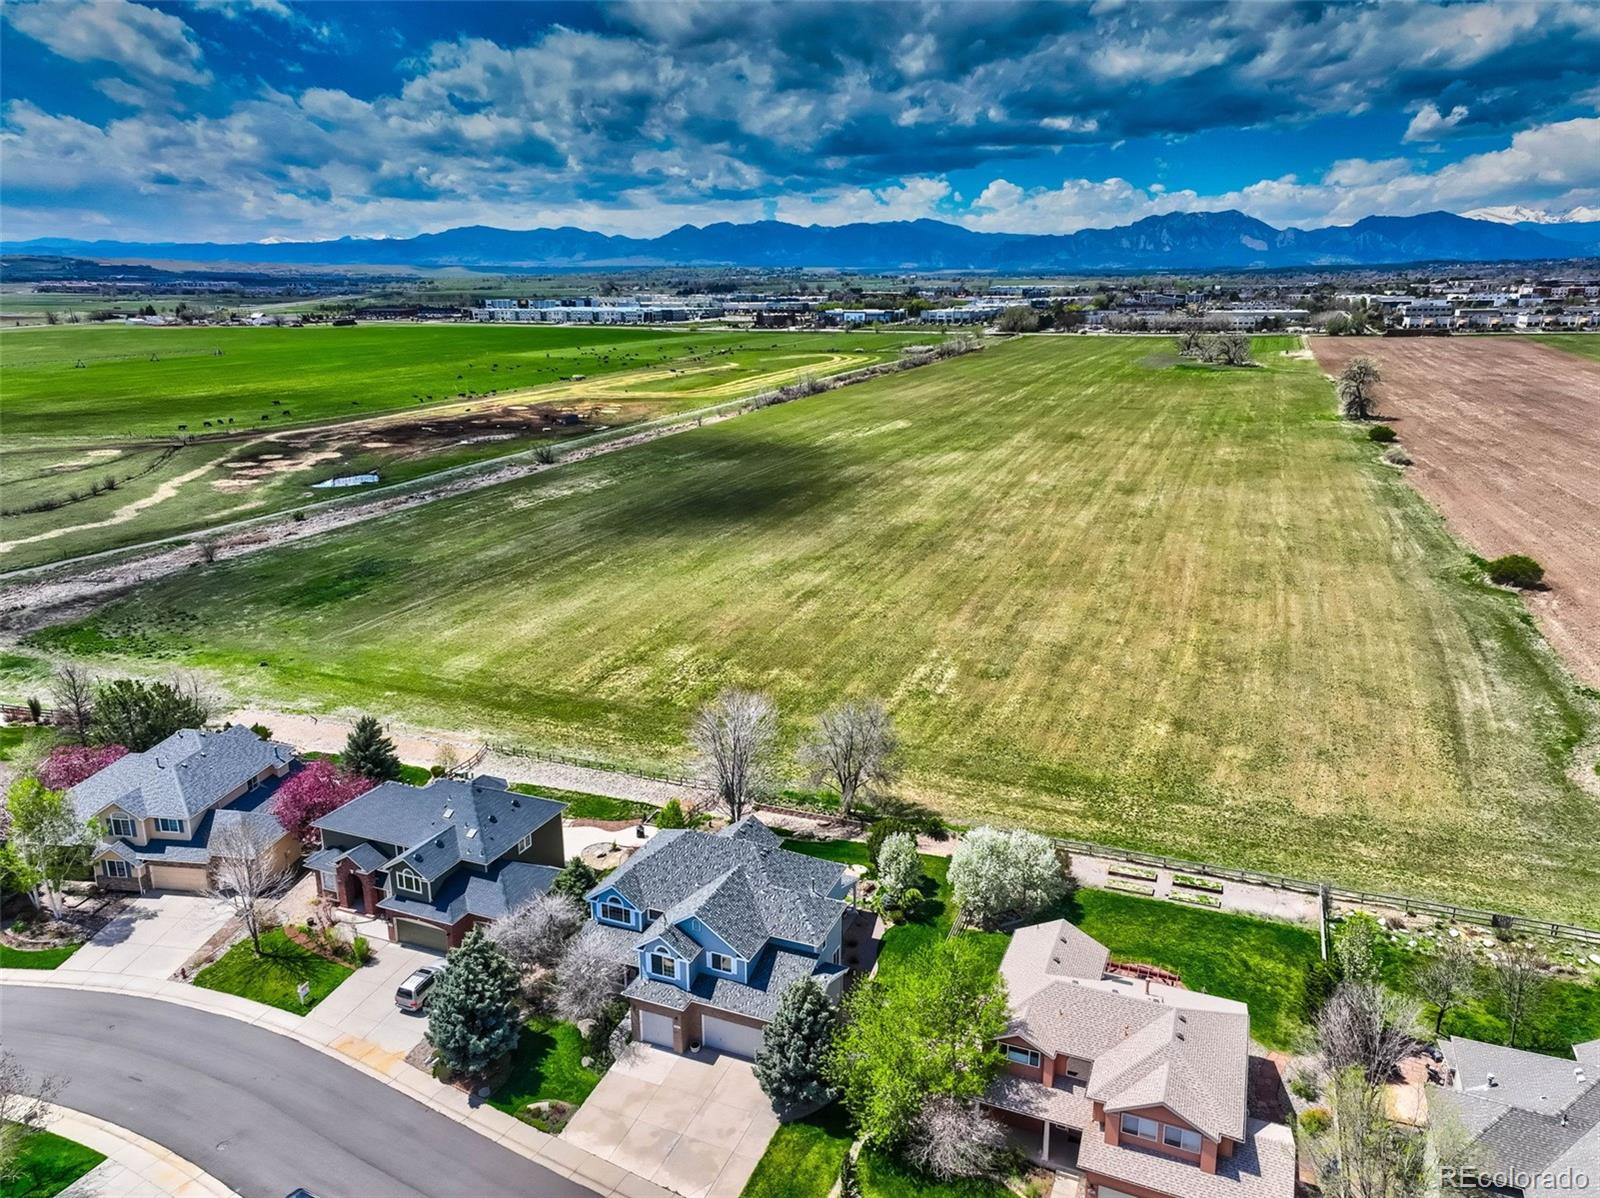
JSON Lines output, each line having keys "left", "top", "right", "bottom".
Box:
{"left": 1299, "top": 1107, "right": 1332, "bottom": 1136}
{"left": 1289, "top": 1068, "right": 1321, "bottom": 1102}
{"left": 876, "top": 832, "right": 921, "bottom": 906}
{"left": 350, "top": 935, "right": 370, "bottom": 966}
{"left": 1381, "top": 446, "right": 1413, "bottom": 467}
{"left": 534, "top": 445, "right": 558, "bottom": 465}
{"left": 1486, "top": 554, "right": 1545, "bottom": 589}
{"left": 655, "top": 798, "right": 688, "bottom": 829}
{"left": 866, "top": 818, "right": 917, "bottom": 868}
{"left": 1366, "top": 425, "right": 1398, "bottom": 443}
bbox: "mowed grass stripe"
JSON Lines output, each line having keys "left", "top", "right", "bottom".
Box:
{"left": 38, "top": 336, "right": 1597, "bottom": 921}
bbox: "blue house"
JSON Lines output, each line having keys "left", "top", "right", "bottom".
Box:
{"left": 576, "top": 816, "right": 871, "bottom": 1057}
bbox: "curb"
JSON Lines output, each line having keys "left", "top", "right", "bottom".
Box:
{"left": 40, "top": 1100, "right": 239, "bottom": 1198}
{"left": 1, "top": 971, "right": 675, "bottom": 1198}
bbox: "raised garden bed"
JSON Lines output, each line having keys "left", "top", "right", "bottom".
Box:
{"left": 1109, "top": 865, "right": 1159, "bottom": 882}
{"left": 1107, "top": 879, "right": 1157, "bottom": 896}
{"left": 1171, "top": 889, "right": 1222, "bottom": 909}
{"left": 1174, "top": 873, "right": 1225, "bottom": 894}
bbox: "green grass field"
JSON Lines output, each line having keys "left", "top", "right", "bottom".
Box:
{"left": 191, "top": 928, "right": 352, "bottom": 1012}
{"left": 0, "top": 1131, "right": 105, "bottom": 1198}
{"left": 30, "top": 336, "right": 1598, "bottom": 920}
{"left": 1528, "top": 334, "right": 1600, "bottom": 362}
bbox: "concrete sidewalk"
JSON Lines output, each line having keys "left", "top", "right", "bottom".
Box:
{"left": 42, "top": 1102, "right": 238, "bottom": 1198}
{"left": 1, "top": 970, "right": 675, "bottom": 1198}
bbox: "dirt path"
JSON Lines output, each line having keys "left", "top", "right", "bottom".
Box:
{"left": 1311, "top": 336, "right": 1600, "bottom": 686}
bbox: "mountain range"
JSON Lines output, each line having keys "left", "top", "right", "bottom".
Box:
{"left": 8, "top": 210, "right": 1599, "bottom": 273}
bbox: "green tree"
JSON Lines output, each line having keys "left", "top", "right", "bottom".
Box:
{"left": 549, "top": 856, "right": 600, "bottom": 903}
{"left": 343, "top": 715, "right": 402, "bottom": 782}
{"left": 654, "top": 798, "right": 689, "bottom": 829}
{"left": 1332, "top": 913, "right": 1384, "bottom": 985}
{"left": 996, "top": 306, "right": 1041, "bottom": 333}
{"left": 827, "top": 938, "right": 1008, "bottom": 1146}
{"left": 90, "top": 677, "right": 211, "bottom": 751}
{"left": 6, "top": 778, "right": 95, "bottom": 918}
{"left": 755, "top": 979, "right": 838, "bottom": 1118}
{"left": 426, "top": 928, "right": 522, "bottom": 1077}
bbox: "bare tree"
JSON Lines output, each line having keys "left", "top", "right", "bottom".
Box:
{"left": 50, "top": 664, "right": 96, "bottom": 745}
{"left": 798, "top": 699, "right": 901, "bottom": 816}
{"left": 0, "top": 1051, "right": 63, "bottom": 1187}
{"left": 903, "top": 1096, "right": 1006, "bottom": 1181}
{"left": 1491, "top": 942, "right": 1545, "bottom": 1049}
{"left": 1316, "top": 981, "right": 1419, "bottom": 1084}
{"left": 1337, "top": 357, "right": 1382, "bottom": 420}
{"left": 554, "top": 937, "right": 628, "bottom": 1026}
{"left": 690, "top": 688, "right": 780, "bottom": 822}
{"left": 1414, "top": 941, "right": 1478, "bottom": 1038}
{"left": 1304, "top": 1065, "right": 1479, "bottom": 1198}
{"left": 488, "top": 893, "right": 582, "bottom": 973}
{"left": 206, "top": 820, "right": 294, "bottom": 953}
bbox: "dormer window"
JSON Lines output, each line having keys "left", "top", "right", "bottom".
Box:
{"left": 648, "top": 952, "right": 678, "bottom": 979}
{"left": 392, "top": 868, "right": 424, "bottom": 896}
{"left": 1005, "top": 1045, "right": 1041, "bottom": 1068}
{"left": 155, "top": 818, "right": 185, "bottom": 834}
{"left": 601, "top": 901, "right": 632, "bottom": 925}
{"left": 107, "top": 815, "right": 136, "bottom": 838}
{"left": 1163, "top": 1126, "right": 1202, "bottom": 1153}
{"left": 1121, "top": 1114, "right": 1159, "bottom": 1142}
{"left": 708, "top": 952, "right": 735, "bottom": 974}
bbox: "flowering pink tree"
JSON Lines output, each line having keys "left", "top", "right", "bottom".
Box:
{"left": 37, "top": 744, "right": 128, "bottom": 791}
{"left": 271, "top": 760, "right": 373, "bottom": 845}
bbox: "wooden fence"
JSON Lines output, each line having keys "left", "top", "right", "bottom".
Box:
{"left": 1050, "top": 836, "right": 1600, "bottom": 944}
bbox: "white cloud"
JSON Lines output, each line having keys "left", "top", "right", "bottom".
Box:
{"left": 773, "top": 177, "right": 953, "bottom": 226}
{"left": 1403, "top": 103, "right": 1469, "bottom": 142}
{"left": 5, "top": 0, "right": 208, "bottom": 87}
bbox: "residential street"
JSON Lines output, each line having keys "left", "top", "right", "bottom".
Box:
{"left": 3, "top": 986, "right": 599, "bottom": 1198}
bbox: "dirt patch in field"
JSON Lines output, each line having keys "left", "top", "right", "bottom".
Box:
{"left": 1311, "top": 336, "right": 1600, "bottom": 685}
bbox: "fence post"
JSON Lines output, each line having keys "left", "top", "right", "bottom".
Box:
{"left": 1319, "top": 884, "right": 1331, "bottom": 962}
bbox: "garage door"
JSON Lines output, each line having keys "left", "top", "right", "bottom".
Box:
{"left": 639, "top": 1009, "right": 675, "bottom": 1049}
{"left": 147, "top": 864, "right": 206, "bottom": 892}
{"left": 393, "top": 919, "right": 450, "bottom": 951}
{"left": 701, "top": 1014, "right": 763, "bottom": 1059}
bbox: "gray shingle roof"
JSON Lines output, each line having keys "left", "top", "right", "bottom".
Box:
{"left": 96, "top": 777, "right": 291, "bottom": 867}
{"left": 983, "top": 1074, "right": 1096, "bottom": 1129}
{"left": 1003, "top": 919, "right": 1111, "bottom": 1000}
{"left": 377, "top": 860, "right": 560, "bottom": 926}
{"left": 1077, "top": 1117, "right": 1296, "bottom": 1198}
{"left": 313, "top": 775, "right": 563, "bottom": 871}
{"left": 1445, "top": 1036, "right": 1595, "bottom": 1116}
{"left": 69, "top": 725, "right": 293, "bottom": 824}
{"left": 623, "top": 945, "right": 844, "bottom": 1021}
{"left": 1000, "top": 926, "right": 1249, "bottom": 1142}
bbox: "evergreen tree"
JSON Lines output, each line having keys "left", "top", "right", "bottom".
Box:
{"left": 755, "top": 979, "right": 838, "bottom": 1117}
{"left": 343, "top": 715, "right": 402, "bottom": 782}
{"left": 426, "top": 928, "right": 522, "bottom": 1077}
{"left": 549, "top": 856, "right": 600, "bottom": 903}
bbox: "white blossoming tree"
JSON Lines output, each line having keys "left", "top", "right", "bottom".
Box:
{"left": 948, "top": 826, "right": 1068, "bottom": 929}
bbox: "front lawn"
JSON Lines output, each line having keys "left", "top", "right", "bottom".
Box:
{"left": 0, "top": 942, "right": 83, "bottom": 970}
{"left": 856, "top": 1148, "right": 1015, "bottom": 1198}
{"left": 740, "top": 1105, "right": 854, "bottom": 1198}
{"left": 191, "top": 928, "right": 352, "bottom": 1013}
{"left": 1064, "top": 888, "right": 1318, "bottom": 1051}
{"left": 0, "top": 1131, "right": 105, "bottom": 1198}
{"left": 488, "top": 1017, "right": 601, "bottom": 1128}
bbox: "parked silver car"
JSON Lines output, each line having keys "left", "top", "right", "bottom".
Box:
{"left": 395, "top": 963, "right": 445, "bottom": 1011}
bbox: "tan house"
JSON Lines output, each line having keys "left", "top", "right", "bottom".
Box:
{"left": 69, "top": 725, "right": 299, "bottom": 893}
{"left": 981, "top": 920, "right": 1296, "bottom": 1198}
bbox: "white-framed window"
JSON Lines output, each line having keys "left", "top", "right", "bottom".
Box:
{"left": 102, "top": 859, "right": 132, "bottom": 878}
{"left": 1163, "top": 1126, "right": 1202, "bottom": 1153}
{"left": 107, "top": 815, "right": 137, "bottom": 838}
{"left": 648, "top": 952, "right": 678, "bottom": 980}
{"left": 1121, "top": 1114, "right": 1159, "bottom": 1141}
{"left": 601, "top": 901, "right": 633, "bottom": 925}
{"left": 515, "top": 832, "right": 534, "bottom": 853}
{"left": 1005, "top": 1045, "right": 1041, "bottom": 1068}
{"left": 709, "top": 952, "right": 734, "bottom": 974}
{"left": 155, "top": 818, "right": 185, "bottom": 834}
{"left": 392, "top": 868, "right": 424, "bottom": 896}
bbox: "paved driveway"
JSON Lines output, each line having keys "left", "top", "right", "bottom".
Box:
{"left": 70, "top": 893, "right": 234, "bottom": 980}
{"left": 302, "top": 940, "right": 445, "bottom": 1059}
{"left": 564, "top": 1045, "right": 777, "bottom": 1198}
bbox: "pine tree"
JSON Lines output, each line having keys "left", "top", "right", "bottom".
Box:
{"left": 343, "top": 715, "right": 402, "bottom": 782}
{"left": 549, "top": 856, "right": 600, "bottom": 903}
{"left": 754, "top": 978, "right": 838, "bottom": 1117}
{"left": 426, "top": 928, "right": 522, "bottom": 1077}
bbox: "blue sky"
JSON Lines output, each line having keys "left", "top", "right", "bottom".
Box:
{"left": 2, "top": 0, "right": 1598, "bottom": 243}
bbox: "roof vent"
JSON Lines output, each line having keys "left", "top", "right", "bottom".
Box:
{"left": 488, "top": 814, "right": 497, "bottom": 824}
{"left": 1487, "top": 1072, "right": 1497, "bottom": 1087}
{"left": 435, "top": 838, "right": 444, "bottom": 848}
{"left": 511, "top": 798, "right": 521, "bottom": 808}
{"left": 466, "top": 827, "right": 478, "bottom": 839}
{"left": 442, "top": 807, "right": 454, "bottom": 819}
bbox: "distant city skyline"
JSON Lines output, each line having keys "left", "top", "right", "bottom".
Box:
{"left": 2, "top": 0, "right": 1597, "bottom": 243}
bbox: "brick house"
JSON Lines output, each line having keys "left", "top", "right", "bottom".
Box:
{"left": 981, "top": 920, "right": 1296, "bottom": 1198}
{"left": 573, "top": 816, "right": 868, "bottom": 1058}
{"left": 305, "top": 775, "right": 565, "bottom": 951}
{"left": 69, "top": 725, "right": 299, "bottom": 893}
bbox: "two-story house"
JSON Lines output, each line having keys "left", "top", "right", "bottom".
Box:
{"left": 981, "top": 919, "right": 1296, "bottom": 1198}
{"left": 574, "top": 816, "right": 864, "bottom": 1058}
{"left": 68, "top": 725, "right": 299, "bottom": 893}
{"left": 306, "top": 774, "right": 565, "bottom": 951}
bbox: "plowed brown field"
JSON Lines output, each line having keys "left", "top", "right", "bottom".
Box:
{"left": 1312, "top": 336, "right": 1600, "bottom": 686}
